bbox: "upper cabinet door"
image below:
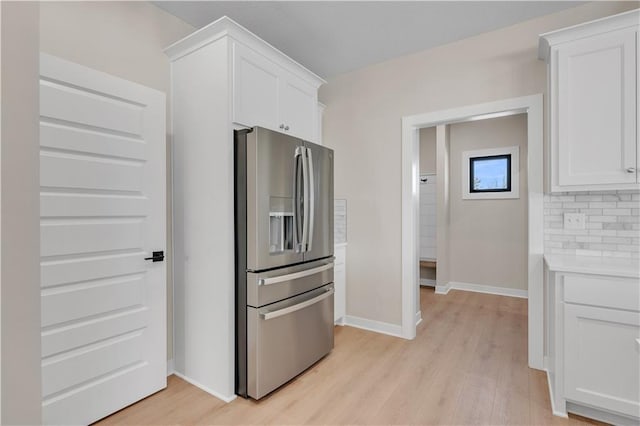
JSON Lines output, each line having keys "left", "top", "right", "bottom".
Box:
{"left": 279, "top": 72, "right": 317, "bottom": 141}
{"left": 233, "top": 42, "right": 280, "bottom": 131}
{"left": 556, "top": 28, "right": 637, "bottom": 187}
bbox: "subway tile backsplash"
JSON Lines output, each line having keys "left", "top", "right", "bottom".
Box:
{"left": 334, "top": 199, "right": 347, "bottom": 244}
{"left": 544, "top": 190, "right": 640, "bottom": 258}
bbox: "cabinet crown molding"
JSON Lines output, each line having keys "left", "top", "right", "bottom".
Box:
{"left": 164, "top": 15, "right": 326, "bottom": 88}
{"left": 538, "top": 8, "right": 640, "bottom": 62}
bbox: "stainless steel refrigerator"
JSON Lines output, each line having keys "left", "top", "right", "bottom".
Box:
{"left": 234, "top": 127, "right": 334, "bottom": 399}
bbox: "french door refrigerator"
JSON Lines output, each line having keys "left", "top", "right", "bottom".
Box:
{"left": 235, "top": 127, "right": 334, "bottom": 399}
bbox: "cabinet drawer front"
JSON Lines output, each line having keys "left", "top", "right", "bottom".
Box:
{"left": 564, "top": 274, "right": 639, "bottom": 311}
{"left": 564, "top": 304, "right": 640, "bottom": 418}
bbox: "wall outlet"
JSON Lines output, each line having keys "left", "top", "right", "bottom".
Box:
{"left": 564, "top": 212, "right": 586, "bottom": 230}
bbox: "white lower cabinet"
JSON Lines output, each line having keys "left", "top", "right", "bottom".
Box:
{"left": 564, "top": 303, "right": 640, "bottom": 418}
{"left": 334, "top": 244, "right": 346, "bottom": 324}
{"left": 545, "top": 263, "right": 640, "bottom": 424}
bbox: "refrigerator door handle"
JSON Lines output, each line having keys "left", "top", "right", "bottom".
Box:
{"left": 306, "top": 147, "right": 315, "bottom": 251}
{"left": 260, "top": 287, "right": 334, "bottom": 320}
{"left": 294, "top": 147, "right": 304, "bottom": 252}
{"left": 258, "top": 262, "right": 334, "bottom": 286}
{"left": 301, "top": 146, "right": 310, "bottom": 252}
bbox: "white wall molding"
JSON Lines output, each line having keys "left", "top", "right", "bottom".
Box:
{"left": 538, "top": 9, "right": 640, "bottom": 61}
{"left": 565, "top": 402, "right": 639, "bottom": 426}
{"left": 343, "top": 315, "right": 403, "bottom": 339}
{"left": 435, "top": 283, "right": 451, "bottom": 295}
{"left": 172, "top": 371, "right": 237, "bottom": 403}
{"left": 401, "top": 94, "right": 544, "bottom": 370}
{"left": 164, "top": 16, "right": 325, "bottom": 87}
{"left": 167, "top": 359, "right": 175, "bottom": 376}
{"left": 447, "top": 281, "right": 528, "bottom": 299}
{"left": 419, "top": 278, "right": 436, "bottom": 287}
{"left": 415, "top": 310, "right": 422, "bottom": 326}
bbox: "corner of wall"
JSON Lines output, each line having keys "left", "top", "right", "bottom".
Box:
{"left": 1, "top": 1, "right": 42, "bottom": 424}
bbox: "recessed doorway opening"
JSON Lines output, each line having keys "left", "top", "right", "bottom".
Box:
{"left": 401, "top": 94, "right": 544, "bottom": 370}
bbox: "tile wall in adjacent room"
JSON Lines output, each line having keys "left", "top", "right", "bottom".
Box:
{"left": 335, "top": 199, "right": 347, "bottom": 244}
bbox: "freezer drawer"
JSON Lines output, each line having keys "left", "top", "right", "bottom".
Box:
{"left": 247, "top": 258, "right": 333, "bottom": 307}
{"left": 247, "top": 284, "right": 334, "bottom": 399}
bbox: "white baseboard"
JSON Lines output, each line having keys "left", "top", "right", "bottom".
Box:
{"left": 167, "top": 358, "right": 175, "bottom": 376}
{"left": 172, "top": 371, "right": 236, "bottom": 403}
{"left": 566, "top": 402, "right": 638, "bottom": 425}
{"left": 437, "top": 281, "right": 528, "bottom": 299}
{"left": 419, "top": 278, "right": 436, "bottom": 287}
{"left": 415, "top": 310, "right": 422, "bottom": 326}
{"left": 334, "top": 316, "right": 345, "bottom": 326}
{"left": 435, "top": 283, "right": 451, "bottom": 295}
{"left": 343, "top": 315, "right": 403, "bottom": 338}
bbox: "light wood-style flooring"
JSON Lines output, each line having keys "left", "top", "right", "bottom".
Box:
{"left": 98, "top": 287, "right": 602, "bottom": 425}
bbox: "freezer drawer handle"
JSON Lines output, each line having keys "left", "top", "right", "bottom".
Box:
{"left": 261, "top": 288, "right": 334, "bottom": 320}
{"left": 258, "top": 263, "right": 333, "bottom": 286}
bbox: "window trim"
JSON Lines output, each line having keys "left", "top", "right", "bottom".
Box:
{"left": 469, "top": 154, "right": 512, "bottom": 193}
{"left": 462, "top": 146, "right": 520, "bottom": 200}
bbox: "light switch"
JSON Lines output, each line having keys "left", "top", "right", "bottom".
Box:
{"left": 564, "top": 212, "right": 585, "bottom": 230}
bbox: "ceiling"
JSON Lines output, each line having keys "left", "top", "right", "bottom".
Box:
{"left": 154, "top": 1, "right": 585, "bottom": 80}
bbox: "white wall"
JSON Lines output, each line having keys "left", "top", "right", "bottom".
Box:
{"left": 0, "top": 2, "right": 41, "bottom": 423}
{"left": 448, "top": 114, "right": 528, "bottom": 291}
{"left": 39, "top": 1, "right": 194, "bottom": 360}
{"left": 319, "top": 2, "right": 637, "bottom": 326}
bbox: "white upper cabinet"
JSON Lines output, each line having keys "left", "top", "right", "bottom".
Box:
{"left": 232, "top": 42, "right": 280, "bottom": 132}
{"left": 232, "top": 42, "right": 319, "bottom": 141}
{"left": 557, "top": 29, "right": 636, "bottom": 186}
{"left": 278, "top": 71, "right": 317, "bottom": 140}
{"left": 539, "top": 10, "right": 640, "bottom": 192}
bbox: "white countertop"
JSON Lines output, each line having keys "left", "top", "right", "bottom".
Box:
{"left": 544, "top": 254, "right": 640, "bottom": 279}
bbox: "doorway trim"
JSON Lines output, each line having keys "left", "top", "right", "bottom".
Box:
{"left": 401, "top": 94, "right": 544, "bottom": 370}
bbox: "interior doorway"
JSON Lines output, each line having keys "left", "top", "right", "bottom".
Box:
{"left": 418, "top": 127, "right": 438, "bottom": 289}
{"left": 401, "top": 94, "right": 544, "bottom": 370}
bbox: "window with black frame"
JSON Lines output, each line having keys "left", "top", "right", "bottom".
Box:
{"left": 469, "top": 154, "right": 512, "bottom": 193}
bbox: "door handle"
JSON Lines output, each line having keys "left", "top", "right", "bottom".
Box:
{"left": 306, "top": 147, "right": 315, "bottom": 251}
{"left": 626, "top": 167, "right": 636, "bottom": 174}
{"left": 301, "top": 146, "right": 310, "bottom": 252}
{"left": 294, "top": 146, "right": 304, "bottom": 252}
{"left": 261, "top": 288, "right": 334, "bottom": 320}
{"left": 144, "top": 251, "right": 165, "bottom": 262}
{"left": 258, "top": 262, "right": 333, "bottom": 285}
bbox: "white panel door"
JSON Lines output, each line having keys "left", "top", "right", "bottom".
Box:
{"left": 557, "top": 28, "right": 637, "bottom": 186}
{"left": 564, "top": 303, "right": 640, "bottom": 418}
{"left": 39, "top": 53, "right": 166, "bottom": 425}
